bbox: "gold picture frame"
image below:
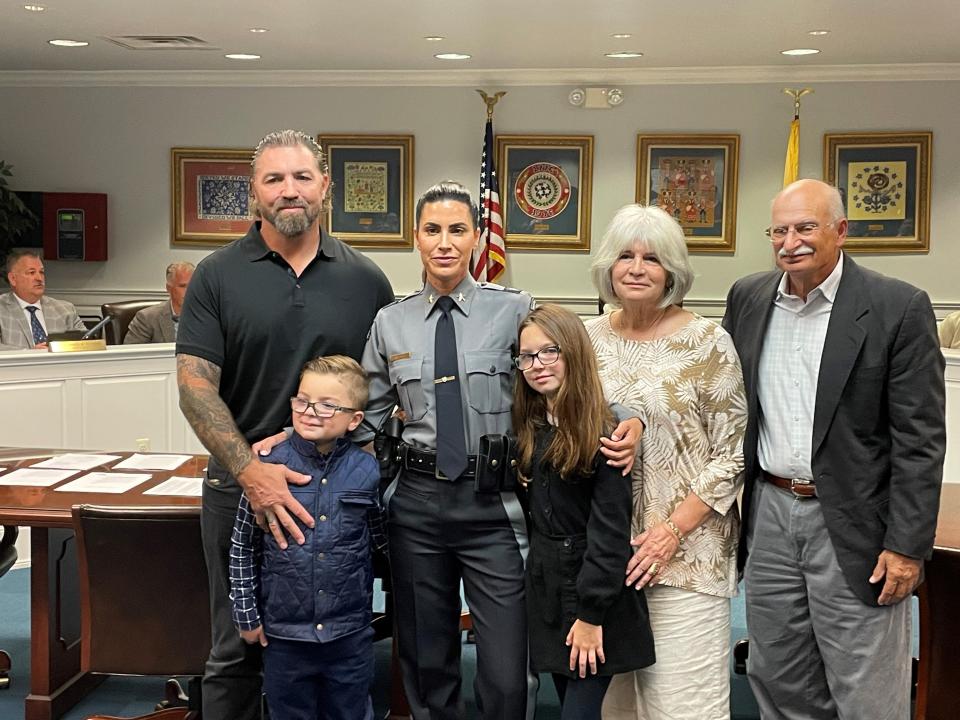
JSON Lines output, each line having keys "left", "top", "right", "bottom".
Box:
{"left": 823, "top": 131, "right": 932, "bottom": 253}
{"left": 171, "top": 147, "right": 253, "bottom": 246}
{"left": 636, "top": 134, "right": 740, "bottom": 254}
{"left": 317, "top": 134, "right": 415, "bottom": 249}
{"left": 495, "top": 134, "right": 594, "bottom": 252}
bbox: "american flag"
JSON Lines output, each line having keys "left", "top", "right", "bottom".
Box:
{"left": 472, "top": 118, "right": 506, "bottom": 282}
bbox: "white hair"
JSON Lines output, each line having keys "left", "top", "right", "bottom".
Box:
{"left": 590, "top": 204, "right": 694, "bottom": 309}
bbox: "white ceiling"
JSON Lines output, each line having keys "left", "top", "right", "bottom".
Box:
{"left": 1, "top": 0, "right": 959, "bottom": 82}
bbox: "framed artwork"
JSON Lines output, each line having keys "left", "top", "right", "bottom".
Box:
{"left": 318, "top": 134, "right": 414, "bottom": 249}
{"left": 636, "top": 134, "right": 740, "bottom": 254}
{"left": 495, "top": 134, "right": 594, "bottom": 251}
{"left": 171, "top": 148, "right": 253, "bottom": 246}
{"left": 823, "top": 131, "right": 932, "bottom": 253}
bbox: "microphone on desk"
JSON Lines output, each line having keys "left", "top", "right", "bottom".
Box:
{"left": 80, "top": 314, "right": 114, "bottom": 341}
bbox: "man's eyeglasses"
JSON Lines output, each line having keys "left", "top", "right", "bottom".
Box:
{"left": 764, "top": 221, "right": 836, "bottom": 243}
{"left": 514, "top": 345, "right": 561, "bottom": 371}
{"left": 289, "top": 397, "right": 358, "bottom": 418}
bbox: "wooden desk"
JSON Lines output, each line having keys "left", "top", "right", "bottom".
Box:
{"left": 0, "top": 448, "right": 204, "bottom": 720}
{"left": 916, "top": 483, "right": 960, "bottom": 720}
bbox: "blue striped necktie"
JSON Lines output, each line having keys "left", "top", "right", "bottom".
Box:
{"left": 26, "top": 306, "right": 47, "bottom": 345}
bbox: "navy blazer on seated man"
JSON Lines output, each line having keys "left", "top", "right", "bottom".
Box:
{"left": 0, "top": 250, "right": 85, "bottom": 350}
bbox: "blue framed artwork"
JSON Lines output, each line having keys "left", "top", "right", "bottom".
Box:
{"left": 824, "top": 132, "right": 932, "bottom": 253}
{"left": 495, "top": 134, "right": 594, "bottom": 251}
{"left": 171, "top": 148, "right": 252, "bottom": 246}
{"left": 318, "top": 134, "right": 414, "bottom": 249}
{"left": 636, "top": 134, "right": 740, "bottom": 254}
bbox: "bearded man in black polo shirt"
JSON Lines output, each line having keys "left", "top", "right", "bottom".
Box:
{"left": 177, "top": 129, "right": 394, "bottom": 720}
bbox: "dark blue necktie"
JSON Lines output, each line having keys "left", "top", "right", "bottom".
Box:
{"left": 434, "top": 296, "right": 467, "bottom": 479}
{"left": 26, "top": 306, "right": 47, "bottom": 345}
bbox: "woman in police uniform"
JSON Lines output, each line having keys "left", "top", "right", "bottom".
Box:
{"left": 359, "top": 182, "right": 640, "bottom": 720}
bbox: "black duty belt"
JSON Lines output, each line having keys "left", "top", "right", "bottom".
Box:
{"left": 401, "top": 444, "right": 478, "bottom": 480}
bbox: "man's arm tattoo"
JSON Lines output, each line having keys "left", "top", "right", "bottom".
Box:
{"left": 177, "top": 354, "right": 254, "bottom": 478}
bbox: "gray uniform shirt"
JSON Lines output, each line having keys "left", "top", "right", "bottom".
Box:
{"left": 359, "top": 275, "right": 535, "bottom": 451}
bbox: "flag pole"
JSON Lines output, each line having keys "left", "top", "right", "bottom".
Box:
{"left": 472, "top": 90, "right": 507, "bottom": 283}
{"left": 782, "top": 87, "right": 812, "bottom": 188}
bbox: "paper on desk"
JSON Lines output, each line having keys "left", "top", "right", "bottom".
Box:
{"left": 0, "top": 467, "right": 78, "bottom": 487}
{"left": 55, "top": 472, "right": 152, "bottom": 494}
{"left": 144, "top": 476, "right": 204, "bottom": 497}
{"left": 31, "top": 453, "right": 122, "bottom": 471}
{"left": 113, "top": 453, "right": 194, "bottom": 471}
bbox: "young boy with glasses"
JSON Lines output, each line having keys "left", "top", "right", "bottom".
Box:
{"left": 229, "top": 355, "right": 386, "bottom": 720}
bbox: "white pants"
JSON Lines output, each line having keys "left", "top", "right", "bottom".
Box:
{"left": 601, "top": 584, "right": 731, "bottom": 720}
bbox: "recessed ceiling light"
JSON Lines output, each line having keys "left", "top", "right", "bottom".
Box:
{"left": 249, "top": 28, "right": 269, "bottom": 33}
{"left": 808, "top": 29, "right": 830, "bottom": 36}
{"left": 435, "top": 52, "right": 470, "bottom": 60}
{"left": 424, "top": 36, "right": 445, "bottom": 42}
{"left": 611, "top": 33, "right": 632, "bottom": 39}
{"left": 48, "top": 39, "right": 88, "bottom": 47}
{"left": 24, "top": 4, "right": 46, "bottom": 11}
{"left": 225, "top": 53, "right": 261, "bottom": 60}
{"left": 605, "top": 51, "right": 643, "bottom": 58}
{"left": 780, "top": 48, "right": 820, "bottom": 56}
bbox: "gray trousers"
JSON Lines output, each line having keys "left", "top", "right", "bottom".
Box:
{"left": 744, "top": 481, "right": 911, "bottom": 720}
{"left": 201, "top": 476, "right": 263, "bottom": 720}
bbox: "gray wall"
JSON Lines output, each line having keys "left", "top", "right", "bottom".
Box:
{"left": 1, "top": 80, "right": 958, "bottom": 308}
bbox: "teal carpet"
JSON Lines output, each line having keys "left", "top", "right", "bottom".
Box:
{"left": 0, "top": 567, "right": 768, "bottom": 719}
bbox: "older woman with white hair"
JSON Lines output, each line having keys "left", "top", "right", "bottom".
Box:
{"left": 585, "top": 204, "right": 747, "bottom": 720}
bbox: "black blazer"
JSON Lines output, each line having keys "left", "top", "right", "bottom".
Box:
{"left": 722, "top": 254, "right": 945, "bottom": 606}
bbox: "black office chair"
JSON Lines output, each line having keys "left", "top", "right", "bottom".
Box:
{"left": 100, "top": 300, "right": 164, "bottom": 345}
{"left": 73, "top": 505, "right": 209, "bottom": 720}
{"left": 0, "top": 524, "right": 18, "bottom": 689}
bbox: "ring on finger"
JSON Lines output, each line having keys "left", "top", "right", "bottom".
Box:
{"left": 648, "top": 561, "right": 660, "bottom": 575}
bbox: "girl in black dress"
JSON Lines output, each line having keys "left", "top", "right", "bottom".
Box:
{"left": 513, "top": 304, "right": 655, "bottom": 720}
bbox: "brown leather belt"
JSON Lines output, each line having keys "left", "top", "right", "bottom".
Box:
{"left": 763, "top": 471, "right": 817, "bottom": 498}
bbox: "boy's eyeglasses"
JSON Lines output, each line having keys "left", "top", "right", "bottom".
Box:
{"left": 289, "top": 397, "right": 358, "bottom": 418}
{"left": 514, "top": 345, "right": 562, "bottom": 371}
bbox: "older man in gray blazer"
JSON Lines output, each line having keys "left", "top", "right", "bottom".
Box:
{"left": 723, "top": 179, "right": 945, "bottom": 719}
{"left": 124, "top": 261, "right": 194, "bottom": 344}
{"left": 0, "top": 249, "right": 85, "bottom": 350}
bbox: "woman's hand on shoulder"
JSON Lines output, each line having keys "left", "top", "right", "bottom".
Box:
{"left": 599, "top": 417, "right": 643, "bottom": 476}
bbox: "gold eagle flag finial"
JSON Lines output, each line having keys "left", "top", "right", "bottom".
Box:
{"left": 476, "top": 89, "right": 507, "bottom": 118}
{"left": 783, "top": 87, "right": 813, "bottom": 120}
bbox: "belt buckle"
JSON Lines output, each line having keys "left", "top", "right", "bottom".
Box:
{"left": 434, "top": 465, "right": 448, "bottom": 481}
{"left": 790, "top": 478, "right": 813, "bottom": 497}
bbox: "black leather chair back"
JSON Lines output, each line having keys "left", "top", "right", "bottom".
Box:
{"left": 100, "top": 300, "right": 164, "bottom": 344}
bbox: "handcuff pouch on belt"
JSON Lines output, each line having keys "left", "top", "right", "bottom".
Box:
{"left": 475, "top": 433, "right": 518, "bottom": 494}
{"left": 374, "top": 412, "right": 404, "bottom": 483}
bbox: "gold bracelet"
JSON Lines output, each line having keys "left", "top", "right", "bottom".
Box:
{"left": 664, "top": 518, "right": 684, "bottom": 545}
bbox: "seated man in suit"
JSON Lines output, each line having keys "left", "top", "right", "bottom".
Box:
{"left": 124, "top": 261, "right": 195, "bottom": 344}
{"left": 0, "top": 249, "right": 85, "bottom": 350}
